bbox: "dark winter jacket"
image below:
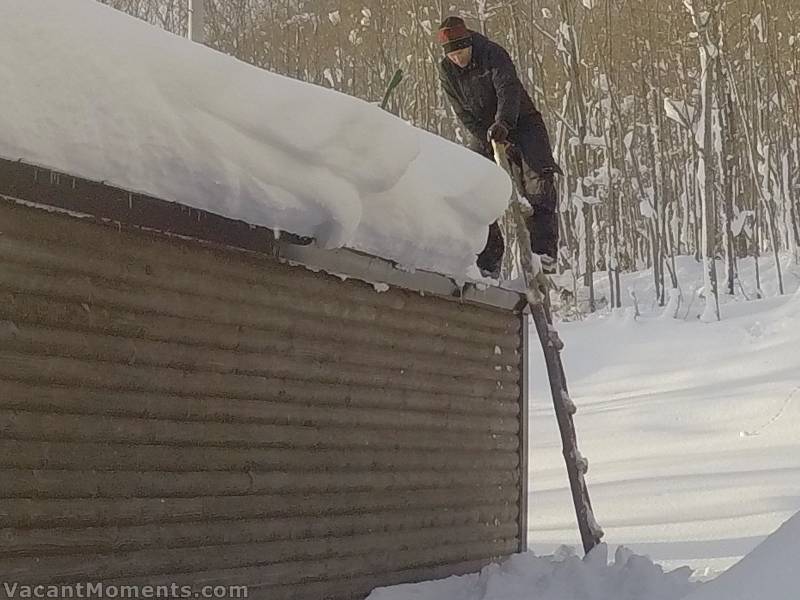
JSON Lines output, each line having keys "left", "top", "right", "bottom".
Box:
{"left": 438, "top": 33, "right": 559, "bottom": 174}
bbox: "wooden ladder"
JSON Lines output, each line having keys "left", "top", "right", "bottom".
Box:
{"left": 493, "top": 141, "right": 604, "bottom": 554}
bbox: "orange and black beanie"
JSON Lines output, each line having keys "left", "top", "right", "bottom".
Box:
{"left": 437, "top": 16, "right": 473, "bottom": 53}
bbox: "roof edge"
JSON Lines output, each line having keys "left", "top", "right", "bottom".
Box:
{"left": 0, "top": 157, "right": 524, "bottom": 311}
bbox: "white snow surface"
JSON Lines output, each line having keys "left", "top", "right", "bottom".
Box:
{"left": 0, "top": 0, "right": 511, "bottom": 277}
{"left": 531, "top": 257, "right": 800, "bottom": 578}
{"left": 683, "top": 511, "right": 800, "bottom": 600}
{"left": 367, "top": 512, "right": 800, "bottom": 600}
{"left": 368, "top": 544, "right": 698, "bottom": 600}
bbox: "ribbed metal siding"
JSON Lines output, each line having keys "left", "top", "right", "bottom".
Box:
{"left": 0, "top": 200, "right": 524, "bottom": 599}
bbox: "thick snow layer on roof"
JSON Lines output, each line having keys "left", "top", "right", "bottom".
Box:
{"left": 0, "top": 0, "right": 511, "bottom": 277}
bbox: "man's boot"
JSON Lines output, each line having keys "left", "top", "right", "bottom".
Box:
{"left": 477, "top": 221, "right": 505, "bottom": 279}
{"left": 525, "top": 171, "right": 559, "bottom": 274}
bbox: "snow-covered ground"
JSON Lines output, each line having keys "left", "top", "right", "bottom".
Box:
{"left": 0, "top": 0, "right": 510, "bottom": 278}
{"left": 683, "top": 510, "right": 799, "bottom": 600}
{"left": 371, "top": 255, "right": 800, "bottom": 599}
{"left": 369, "top": 544, "right": 698, "bottom": 600}
{"left": 530, "top": 255, "right": 800, "bottom": 577}
{"left": 368, "top": 512, "right": 800, "bottom": 600}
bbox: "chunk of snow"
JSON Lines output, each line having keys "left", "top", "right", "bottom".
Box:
{"left": 623, "top": 131, "right": 635, "bottom": 150}
{"left": 575, "top": 451, "right": 589, "bottom": 474}
{"left": 367, "top": 545, "right": 696, "bottom": 600}
{"left": 561, "top": 392, "right": 577, "bottom": 415}
{"left": 583, "top": 134, "right": 608, "bottom": 147}
{"left": 558, "top": 22, "right": 572, "bottom": 44}
{"left": 0, "top": 0, "right": 511, "bottom": 279}
{"left": 586, "top": 509, "right": 605, "bottom": 539}
{"left": 530, "top": 254, "right": 543, "bottom": 277}
{"left": 348, "top": 29, "right": 362, "bottom": 45}
{"left": 583, "top": 542, "right": 608, "bottom": 570}
{"left": 752, "top": 14, "right": 766, "bottom": 43}
{"left": 732, "top": 210, "right": 753, "bottom": 237}
{"left": 621, "top": 95, "right": 635, "bottom": 114}
{"left": 664, "top": 97, "right": 692, "bottom": 128}
{"left": 640, "top": 199, "right": 656, "bottom": 218}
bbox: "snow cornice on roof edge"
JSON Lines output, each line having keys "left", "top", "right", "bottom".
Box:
{"left": 0, "top": 157, "right": 523, "bottom": 312}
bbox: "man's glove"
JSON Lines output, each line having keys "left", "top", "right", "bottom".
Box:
{"left": 487, "top": 121, "right": 509, "bottom": 144}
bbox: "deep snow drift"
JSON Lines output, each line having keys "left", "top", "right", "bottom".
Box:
{"left": 368, "top": 511, "right": 800, "bottom": 600}
{"left": 0, "top": 0, "right": 511, "bottom": 277}
{"left": 683, "top": 511, "right": 800, "bottom": 600}
{"left": 368, "top": 544, "right": 697, "bottom": 600}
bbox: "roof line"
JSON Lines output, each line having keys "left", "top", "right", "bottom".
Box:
{"left": 0, "top": 157, "right": 523, "bottom": 311}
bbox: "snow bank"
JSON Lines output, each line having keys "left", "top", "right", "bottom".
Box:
{"left": 367, "top": 544, "right": 697, "bottom": 600}
{"left": 0, "top": 0, "right": 511, "bottom": 277}
{"left": 367, "top": 514, "right": 800, "bottom": 600}
{"left": 682, "top": 511, "right": 800, "bottom": 600}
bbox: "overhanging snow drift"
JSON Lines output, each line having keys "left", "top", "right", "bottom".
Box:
{"left": 0, "top": 0, "right": 511, "bottom": 278}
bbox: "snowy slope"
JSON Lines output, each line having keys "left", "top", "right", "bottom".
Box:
{"left": 0, "top": 0, "right": 511, "bottom": 277}
{"left": 683, "top": 511, "right": 800, "bottom": 600}
{"left": 530, "top": 257, "right": 800, "bottom": 576}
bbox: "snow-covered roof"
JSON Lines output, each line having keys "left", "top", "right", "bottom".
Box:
{"left": 0, "top": 0, "right": 512, "bottom": 278}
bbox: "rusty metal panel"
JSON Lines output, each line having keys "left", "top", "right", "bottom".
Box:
{"left": 0, "top": 172, "right": 526, "bottom": 598}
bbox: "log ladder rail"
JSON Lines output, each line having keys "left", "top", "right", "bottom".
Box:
{"left": 492, "top": 140, "right": 604, "bottom": 555}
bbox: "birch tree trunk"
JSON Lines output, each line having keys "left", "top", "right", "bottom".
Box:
{"left": 686, "top": 0, "right": 721, "bottom": 322}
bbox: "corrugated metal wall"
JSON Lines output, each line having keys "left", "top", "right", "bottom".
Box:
{"left": 0, "top": 199, "right": 524, "bottom": 599}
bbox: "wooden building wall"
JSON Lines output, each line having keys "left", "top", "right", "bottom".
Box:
{"left": 0, "top": 178, "right": 525, "bottom": 599}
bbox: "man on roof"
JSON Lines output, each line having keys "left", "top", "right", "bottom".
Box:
{"left": 436, "top": 16, "right": 562, "bottom": 277}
